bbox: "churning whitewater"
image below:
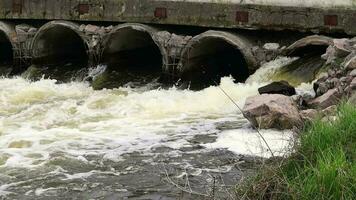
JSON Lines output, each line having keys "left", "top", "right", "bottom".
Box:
{"left": 0, "top": 57, "right": 306, "bottom": 199}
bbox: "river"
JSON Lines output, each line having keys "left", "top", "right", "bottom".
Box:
{"left": 0, "top": 57, "right": 314, "bottom": 199}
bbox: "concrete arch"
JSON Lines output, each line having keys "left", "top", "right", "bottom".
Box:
{"left": 31, "top": 20, "right": 90, "bottom": 68}
{"left": 101, "top": 23, "right": 168, "bottom": 74}
{"left": 0, "top": 21, "right": 16, "bottom": 69}
{"left": 284, "top": 35, "right": 333, "bottom": 56}
{"left": 179, "top": 30, "right": 257, "bottom": 89}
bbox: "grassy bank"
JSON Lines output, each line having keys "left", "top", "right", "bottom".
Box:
{"left": 237, "top": 103, "right": 356, "bottom": 199}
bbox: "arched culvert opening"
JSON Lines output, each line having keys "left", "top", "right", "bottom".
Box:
{"left": 30, "top": 21, "right": 89, "bottom": 81}
{"left": 278, "top": 36, "right": 332, "bottom": 85}
{"left": 179, "top": 31, "right": 255, "bottom": 90}
{"left": 0, "top": 30, "right": 13, "bottom": 75}
{"left": 98, "top": 24, "right": 164, "bottom": 89}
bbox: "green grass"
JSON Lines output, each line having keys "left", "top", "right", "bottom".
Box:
{"left": 237, "top": 103, "right": 356, "bottom": 200}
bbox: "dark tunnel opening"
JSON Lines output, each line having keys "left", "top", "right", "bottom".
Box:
{"left": 181, "top": 38, "right": 250, "bottom": 90}
{"left": 31, "top": 26, "right": 88, "bottom": 81}
{"left": 0, "top": 31, "right": 13, "bottom": 75}
{"left": 98, "top": 28, "right": 163, "bottom": 89}
{"left": 288, "top": 45, "right": 328, "bottom": 58}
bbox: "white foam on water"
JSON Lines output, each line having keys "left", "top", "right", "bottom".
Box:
{"left": 204, "top": 128, "right": 295, "bottom": 158}
{"left": 246, "top": 56, "right": 298, "bottom": 84}
{"left": 0, "top": 76, "right": 266, "bottom": 169}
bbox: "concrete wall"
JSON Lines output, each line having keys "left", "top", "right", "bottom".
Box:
{"left": 0, "top": 0, "right": 355, "bottom": 35}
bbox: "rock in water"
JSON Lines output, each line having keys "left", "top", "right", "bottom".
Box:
{"left": 258, "top": 81, "right": 296, "bottom": 96}
{"left": 242, "top": 94, "right": 302, "bottom": 130}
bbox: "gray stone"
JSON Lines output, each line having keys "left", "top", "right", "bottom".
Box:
{"left": 348, "top": 91, "right": 356, "bottom": 105}
{"left": 28, "top": 27, "right": 37, "bottom": 34}
{"left": 322, "top": 105, "right": 337, "bottom": 117}
{"left": 315, "top": 82, "right": 329, "bottom": 96}
{"left": 322, "top": 46, "right": 337, "bottom": 64}
{"left": 340, "top": 77, "right": 348, "bottom": 83}
{"left": 333, "top": 38, "right": 352, "bottom": 57}
{"left": 15, "top": 24, "right": 31, "bottom": 32}
{"left": 350, "top": 77, "right": 356, "bottom": 90}
{"left": 330, "top": 77, "right": 340, "bottom": 88}
{"left": 308, "top": 88, "right": 342, "bottom": 109}
{"left": 349, "top": 69, "right": 356, "bottom": 77}
{"left": 263, "top": 43, "right": 280, "bottom": 50}
{"left": 328, "top": 69, "right": 336, "bottom": 78}
{"left": 343, "top": 55, "right": 356, "bottom": 70}
{"left": 79, "top": 24, "right": 85, "bottom": 32}
{"left": 84, "top": 24, "right": 99, "bottom": 34}
{"left": 300, "top": 109, "right": 318, "bottom": 121}
{"left": 242, "top": 94, "right": 302, "bottom": 130}
{"left": 105, "top": 25, "right": 114, "bottom": 32}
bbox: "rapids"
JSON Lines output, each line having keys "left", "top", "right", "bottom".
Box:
{"left": 0, "top": 56, "right": 318, "bottom": 199}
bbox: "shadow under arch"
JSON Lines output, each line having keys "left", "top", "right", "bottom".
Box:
{"left": 0, "top": 21, "right": 15, "bottom": 75}
{"left": 179, "top": 31, "right": 257, "bottom": 90}
{"left": 30, "top": 20, "right": 89, "bottom": 81}
{"left": 96, "top": 23, "right": 167, "bottom": 89}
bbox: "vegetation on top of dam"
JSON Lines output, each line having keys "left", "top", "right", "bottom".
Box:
{"left": 236, "top": 102, "right": 356, "bottom": 200}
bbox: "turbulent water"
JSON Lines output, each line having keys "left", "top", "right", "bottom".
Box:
{"left": 0, "top": 57, "right": 317, "bottom": 199}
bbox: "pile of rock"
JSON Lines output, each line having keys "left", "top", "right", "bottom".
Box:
{"left": 15, "top": 24, "right": 37, "bottom": 42}
{"left": 242, "top": 37, "right": 356, "bottom": 130}
{"left": 79, "top": 24, "right": 113, "bottom": 36}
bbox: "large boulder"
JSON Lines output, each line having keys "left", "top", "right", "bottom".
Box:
{"left": 242, "top": 94, "right": 302, "bottom": 130}
{"left": 307, "top": 88, "right": 342, "bottom": 109}
{"left": 258, "top": 81, "right": 296, "bottom": 96}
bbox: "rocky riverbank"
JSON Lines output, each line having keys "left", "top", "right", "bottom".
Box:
{"left": 242, "top": 37, "right": 356, "bottom": 130}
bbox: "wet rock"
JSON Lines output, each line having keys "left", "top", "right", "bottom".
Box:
{"left": 258, "top": 81, "right": 296, "bottom": 96}
{"left": 242, "top": 94, "right": 302, "bottom": 130}
{"left": 308, "top": 88, "right": 342, "bottom": 109}
{"left": 300, "top": 109, "right": 318, "bottom": 121}
{"left": 317, "top": 72, "right": 329, "bottom": 82}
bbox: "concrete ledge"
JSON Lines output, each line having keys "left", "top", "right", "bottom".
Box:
{"left": 0, "top": 0, "right": 355, "bottom": 35}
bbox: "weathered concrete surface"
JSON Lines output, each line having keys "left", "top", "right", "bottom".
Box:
{"left": 284, "top": 35, "right": 333, "bottom": 56}
{"left": 0, "top": 0, "right": 355, "bottom": 35}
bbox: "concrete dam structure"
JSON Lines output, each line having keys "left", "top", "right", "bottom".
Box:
{"left": 0, "top": 0, "right": 355, "bottom": 88}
